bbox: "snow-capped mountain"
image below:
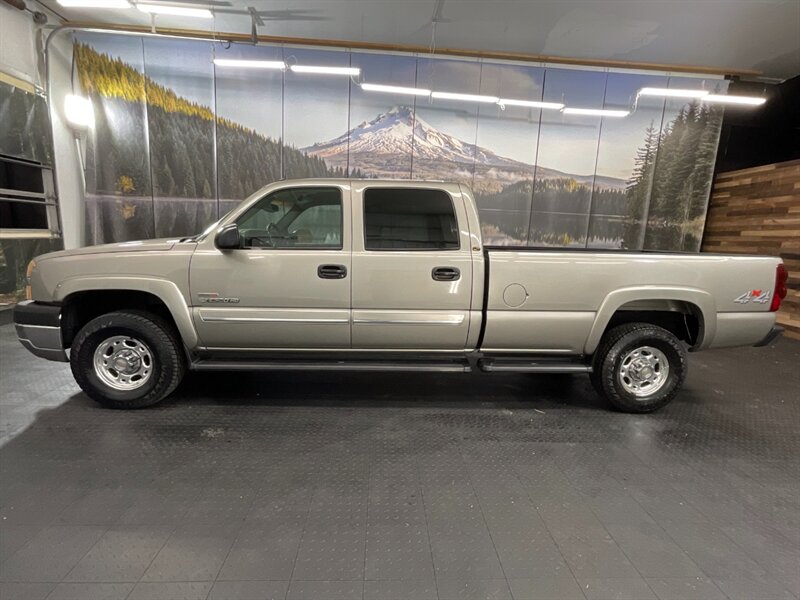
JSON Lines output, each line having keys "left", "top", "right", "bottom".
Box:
{"left": 303, "top": 105, "right": 526, "bottom": 171}
{"left": 301, "top": 105, "right": 625, "bottom": 191}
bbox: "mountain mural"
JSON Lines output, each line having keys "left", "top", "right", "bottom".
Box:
{"left": 302, "top": 105, "right": 626, "bottom": 192}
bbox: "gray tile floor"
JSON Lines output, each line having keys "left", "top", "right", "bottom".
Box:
{"left": 0, "top": 322, "right": 798, "bottom": 600}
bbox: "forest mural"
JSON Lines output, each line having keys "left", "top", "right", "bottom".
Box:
{"left": 73, "top": 33, "right": 728, "bottom": 250}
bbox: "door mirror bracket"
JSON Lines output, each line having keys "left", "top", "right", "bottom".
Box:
{"left": 215, "top": 224, "right": 241, "bottom": 250}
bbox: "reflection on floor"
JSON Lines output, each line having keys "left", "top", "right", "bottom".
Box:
{"left": 1, "top": 323, "right": 798, "bottom": 600}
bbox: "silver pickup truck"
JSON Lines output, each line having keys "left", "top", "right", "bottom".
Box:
{"left": 14, "top": 179, "right": 787, "bottom": 412}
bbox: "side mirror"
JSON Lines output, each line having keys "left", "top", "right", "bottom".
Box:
{"left": 215, "top": 224, "right": 240, "bottom": 250}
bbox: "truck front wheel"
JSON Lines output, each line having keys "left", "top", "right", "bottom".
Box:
{"left": 591, "top": 322, "right": 687, "bottom": 413}
{"left": 70, "top": 310, "right": 185, "bottom": 409}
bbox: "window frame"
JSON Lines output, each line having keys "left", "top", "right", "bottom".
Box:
{"left": 235, "top": 186, "right": 345, "bottom": 251}
{"left": 362, "top": 187, "right": 461, "bottom": 252}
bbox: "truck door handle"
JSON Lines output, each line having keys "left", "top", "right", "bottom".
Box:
{"left": 432, "top": 266, "right": 460, "bottom": 281}
{"left": 318, "top": 264, "right": 347, "bottom": 279}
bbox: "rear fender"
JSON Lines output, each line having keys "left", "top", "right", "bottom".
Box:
{"left": 584, "top": 286, "right": 716, "bottom": 354}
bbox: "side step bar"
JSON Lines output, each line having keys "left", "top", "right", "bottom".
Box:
{"left": 191, "top": 359, "right": 472, "bottom": 373}
{"left": 479, "top": 358, "right": 592, "bottom": 373}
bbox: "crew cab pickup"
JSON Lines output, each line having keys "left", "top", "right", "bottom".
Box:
{"left": 14, "top": 179, "right": 787, "bottom": 412}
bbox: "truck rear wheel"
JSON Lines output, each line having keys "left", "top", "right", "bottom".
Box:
{"left": 591, "top": 322, "right": 687, "bottom": 413}
{"left": 70, "top": 310, "right": 185, "bottom": 409}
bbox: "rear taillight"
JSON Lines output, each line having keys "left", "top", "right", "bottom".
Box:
{"left": 770, "top": 263, "right": 788, "bottom": 312}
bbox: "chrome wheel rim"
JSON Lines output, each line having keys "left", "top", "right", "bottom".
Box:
{"left": 618, "top": 345, "right": 669, "bottom": 398}
{"left": 93, "top": 335, "right": 153, "bottom": 391}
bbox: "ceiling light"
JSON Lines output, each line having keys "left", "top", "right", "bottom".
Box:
{"left": 361, "top": 83, "right": 431, "bottom": 97}
{"left": 58, "top": 0, "right": 131, "bottom": 7}
{"left": 136, "top": 4, "right": 213, "bottom": 18}
{"left": 289, "top": 65, "right": 360, "bottom": 76}
{"left": 431, "top": 91, "right": 499, "bottom": 103}
{"left": 638, "top": 87, "right": 709, "bottom": 98}
{"left": 562, "top": 107, "right": 629, "bottom": 117}
{"left": 64, "top": 95, "right": 94, "bottom": 130}
{"left": 701, "top": 94, "right": 766, "bottom": 106}
{"left": 213, "top": 59, "right": 286, "bottom": 70}
{"left": 498, "top": 98, "right": 564, "bottom": 110}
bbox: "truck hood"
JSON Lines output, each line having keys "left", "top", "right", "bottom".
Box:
{"left": 37, "top": 238, "right": 179, "bottom": 261}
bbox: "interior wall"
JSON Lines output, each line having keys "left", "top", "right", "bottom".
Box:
{"left": 0, "top": 5, "right": 65, "bottom": 304}
{"left": 0, "top": 4, "right": 40, "bottom": 85}
{"left": 69, "top": 31, "right": 729, "bottom": 252}
{"left": 702, "top": 159, "right": 800, "bottom": 340}
{"left": 715, "top": 76, "right": 800, "bottom": 173}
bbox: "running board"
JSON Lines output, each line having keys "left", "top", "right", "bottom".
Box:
{"left": 479, "top": 358, "right": 592, "bottom": 373}
{"left": 191, "top": 359, "right": 472, "bottom": 373}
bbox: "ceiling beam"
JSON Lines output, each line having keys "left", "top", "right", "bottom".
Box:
{"left": 61, "top": 21, "right": 760, "bottom": 78}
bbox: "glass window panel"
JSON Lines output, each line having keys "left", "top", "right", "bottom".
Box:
{"left": 0, "top": 201, "right": 48, "bottom": 229}
{"left": 74, "top": 33, "right": 154, "bottom": 244}
{"left": 143, "top": 37, "right": 217, "bottom": 238}
{"left": 283, "top": 48, "right": 350, "bottom": 179}
{"left": 348, "top": 53, "right": 418, "bottom": 179}
{"left": 644, "top": 76, "right": 729, "bottom": 251}
{"left": 237, "top": 187, "right": 342, "bottom": 249}
{"left": 587, "top": 72, "right": 669, "bottom": 250}
{"left": 363, "top": 188, "right": 459, "bottom": 250}
{"left": 214, "top": 44, "right": 284, "bottom": 214}
{"left": 530, "top": 68, "right": 607, "bottom": 246}
{"left": 412, "top": 57, "right": 481, "bottom": 186}
{"left": 473, "top": 63, "right": 545, "bottom": 245}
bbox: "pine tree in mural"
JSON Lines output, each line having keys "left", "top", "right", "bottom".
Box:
{"left": 622, "top": 123, "right": 659, "bottom": 249}
{"left": 74, "top": 42, "right": 341, "bottom": 240}
{"left": 623, "top": 102, "right": 724, "bottom": 251}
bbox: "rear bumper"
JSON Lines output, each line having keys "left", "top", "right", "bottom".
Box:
{"left": 13, "top": 300, "right": 68, "bottom": 362}
{"left": 753, "top": 325, "right": 784, "bottom": 348}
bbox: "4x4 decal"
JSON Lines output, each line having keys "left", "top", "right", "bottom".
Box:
{"left": 734, "top": 289, "right": 771, "bottom": 304}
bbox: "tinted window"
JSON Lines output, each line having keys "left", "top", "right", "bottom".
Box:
{"left": 237, "top": 187, "right": 342, "bottom": 249}
{"left": 364, "top": 188, "right": 459, "bottom": 250}
{"left": 0, "top": 201, "right": 48, "bottom": 229}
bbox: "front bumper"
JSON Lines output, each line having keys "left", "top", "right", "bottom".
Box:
{"left": 753, "top": 325, "right": 784, "bottom": 348}
{"left": 13, "top": 300, "right": 68, "bottom": 362}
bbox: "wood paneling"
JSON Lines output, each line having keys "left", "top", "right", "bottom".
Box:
{"left": 703, "top": 159, "right": 800, "bottom": 340}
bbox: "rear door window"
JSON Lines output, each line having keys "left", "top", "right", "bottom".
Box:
{"left": 363, "top": 188, "right": 459, "bottom": 251}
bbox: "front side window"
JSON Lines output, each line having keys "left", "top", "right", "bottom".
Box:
{"left": 364, "top": 188, "right": 459, "bottom": 250}
{"left": 237, "top": 187, "right": 342, "bottom": 249}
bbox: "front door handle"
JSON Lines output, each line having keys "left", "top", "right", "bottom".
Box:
{"left": 318, "top": 264, "right": 347, "bottom": 279}
{"left": 432, "top": 266, "right": 460, "bottom": 281}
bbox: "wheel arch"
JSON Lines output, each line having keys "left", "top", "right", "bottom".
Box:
{"left": 56, "top": 277, "right": 197, "bottom": 349}
{"left": 584, "top": 287, "right": 716, "bottom": 355}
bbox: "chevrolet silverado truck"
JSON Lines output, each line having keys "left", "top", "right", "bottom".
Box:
{"left": 14, "top": 179, "right": 787, "bottom": 412}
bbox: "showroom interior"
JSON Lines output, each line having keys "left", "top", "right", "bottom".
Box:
{"left": 0, "top": 0, "right": 799, "bottom": 598}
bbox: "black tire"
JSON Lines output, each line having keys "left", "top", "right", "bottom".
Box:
{"left": 70, "top": 310, "right": 185, "bottom": 409}
{"left": 590, "top": 322, "right": 687, "bottom": 413}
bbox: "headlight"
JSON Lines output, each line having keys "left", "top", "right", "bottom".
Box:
{"left": 25, "top": 259, "right": 37, "bottom": 300}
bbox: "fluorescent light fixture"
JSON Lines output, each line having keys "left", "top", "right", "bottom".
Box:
{"left": 58, "top": 0, "right": 130, "bottom": 7}
{"left": 290, "top": 65, "right": 360, "bottom": 76}
{"left": 64, "top": 94, "right": 94, "bottom": 129}
{"left": 702, "top": 94, "right": 766, "bottom": 106}
{"left": 213, "top": 59, "right": 286, "bottom": 70}
{"left": 136, "top": 3, "right": 213, "bottom": 18}
{"left": 562, "top": 107, "right": 630, "bottom": 117}
{"left": 361, "top": 83, "right": 431, "bottom": 97}
{"left": 498, "top": 98, "right": 564, "bottom": 110}
{"left": 638, "top": 87, "right": 709, "bottom": 98}
{"left": 431, "top": 91, "right": 499, "bottom": 103}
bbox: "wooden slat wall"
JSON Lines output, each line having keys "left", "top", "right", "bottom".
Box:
{"left": 702, "top": 158, "right": 800, "bottom": 340}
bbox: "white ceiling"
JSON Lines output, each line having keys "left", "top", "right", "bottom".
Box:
{"left": 38, "top": 0, "right": 800, "bottom": 81}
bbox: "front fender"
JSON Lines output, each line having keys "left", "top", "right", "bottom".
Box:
{"left": 584, "top": 286, "right": 716, "bottom": 355}
{"left": 54, "top": 276, "right": 198, "bottom": 348}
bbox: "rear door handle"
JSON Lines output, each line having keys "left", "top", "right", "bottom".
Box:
{"left": 432, "top": 266, "right": 460, "bottom": 281}
{"left": 318, "top": 264, "right": 347, "bottom": 279}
